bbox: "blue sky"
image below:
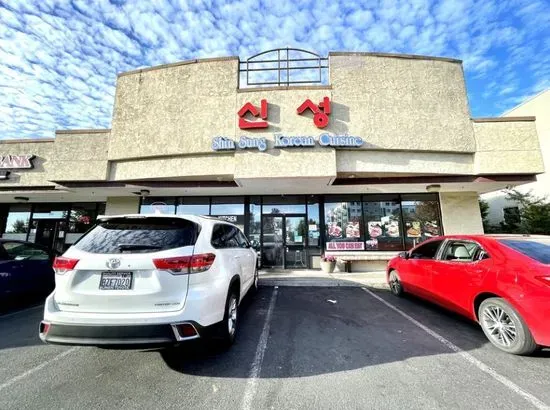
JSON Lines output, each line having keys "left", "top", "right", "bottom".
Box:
{"left": 1, "top": 0, "right": 549, "bottom": 139}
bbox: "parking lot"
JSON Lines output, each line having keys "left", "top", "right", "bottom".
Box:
{"left": 1, "top": 286, "right": 549, "bottom": 410}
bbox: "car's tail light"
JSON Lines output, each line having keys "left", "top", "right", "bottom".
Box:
{"left": 535, "top": 276, "right": 550, "bottom": 286}
{"left": 189, "top": 253, "right": 216, "bottom": 273}
{"left": 153, "top": 253, "right": 215, "bottom": 274}
{"left": 53, "top": 257, "right": 79, "bottom": 274}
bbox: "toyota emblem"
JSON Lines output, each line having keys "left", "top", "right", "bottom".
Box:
{"left": 106, "top": 258, "right": 121, "bottom": 269}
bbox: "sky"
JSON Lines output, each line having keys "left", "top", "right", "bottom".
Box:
{"left": 0, "top": 0, "right": 549, "bottom": 140}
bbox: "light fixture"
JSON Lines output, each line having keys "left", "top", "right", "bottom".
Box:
{"left": 14, "top": 196, "right": 29, "bottom": 202}
{"left": 426, "top": 184, "right": 441, "bottom": 193}
{"left": 0, "top": 171, "right": 10, "bottom": 180}
{"left": 348, "top": 174, "right": 356, "bottom": 178}
{"left": 140, "top": 189, "right": 150, "bottom": 197}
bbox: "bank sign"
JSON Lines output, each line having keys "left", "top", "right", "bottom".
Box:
{"left": 0, "top": 155, "right": 35, "bottom": 169}
{"left": 212, "top": 134, "right": 363, "bottom": 152}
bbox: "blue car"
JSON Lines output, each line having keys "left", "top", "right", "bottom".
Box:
{"left": 0, "top": 239, "right": 56, "bottom": 301}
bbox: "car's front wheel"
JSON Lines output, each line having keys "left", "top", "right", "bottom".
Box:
{"left": 478, "top": 297, "right": 537, "bottom": 355}
{"left": 388, "top": 270, "right": 404, "bottom": 297}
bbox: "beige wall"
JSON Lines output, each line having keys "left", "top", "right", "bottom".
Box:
{"left": 440, "top": 192, "right": 483, "bottom": 234}
{"left": 105, "top": 196, "right": 140, "bottom": 215}
{"left": 503, "top": 89, "right": 550, "bottom": 197}
{"left": 473, "top": 119, "right": 544, "bottom": 175}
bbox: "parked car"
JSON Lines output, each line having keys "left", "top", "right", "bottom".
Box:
{"left": 39, "top": 214, "right": 258, "bottom": 348}
{"left": 387, "top": 235, "right": 550, "bottom": 355}
{"left": 0, "top": 239, "right": 56, "bottom": 302}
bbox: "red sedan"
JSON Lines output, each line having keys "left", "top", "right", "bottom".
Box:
{"left": 387, "top": 235, "right": 550, "bottom": 355}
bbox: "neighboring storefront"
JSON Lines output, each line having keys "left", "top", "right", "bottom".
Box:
{"left": 0, "top": 49, "right": 544, "bottom": 270}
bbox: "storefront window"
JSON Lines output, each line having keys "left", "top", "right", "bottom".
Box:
{"left": 262, "top": 195, "right": 306, "bottom": 214}
{"left": 401, "top": 194, "right": 442, "bottom": 250}
{"left": 363, "top": 196, "right": 403, "bottom": 251}
{"left": 211, "top": 197, "right": 245, "bottom": 231}
{"left": 32, "top": 204, "right": 69, "bottom": 220}
{"left": 324, "top": 195, "right": 363, "bottom": 251}
{"left": 66, "top": 203, "right": 103, "bottom": 247}
{"left": 307, "top": 196, "right": 320, "bottom": 247}
{"left": 3, "top": 205, "right": 31, "bottom": 240}
{"left": 176, "top": 197, "right": 209, "bottom": 215}
{"left": 140, "top": 197, "right": 176, "bottom": 215}
{"left": 249, "top": 196, "right": 261, "bottom": 243}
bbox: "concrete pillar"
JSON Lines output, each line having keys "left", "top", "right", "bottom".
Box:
{"left": 105, "top": 196, "right": 140, "bottom": 215}
{"left": 439, "top": 192, "right": 483, "bottom": 234}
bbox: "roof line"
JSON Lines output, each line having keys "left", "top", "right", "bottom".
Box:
{"left": 501, "top": 88, "right": 550, "bottom": 117}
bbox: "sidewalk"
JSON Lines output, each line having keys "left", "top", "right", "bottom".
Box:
{"left": 258, "top": 269, "right": 388, "bottom": 289}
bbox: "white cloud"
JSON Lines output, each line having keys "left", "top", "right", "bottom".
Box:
{"left": 0, "top": 0, "right": 548, "bottom": 138}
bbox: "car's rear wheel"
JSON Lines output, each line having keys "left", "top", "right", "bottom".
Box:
{"left": 218, "top": 288, "right": 239, "bottom": 347}
{"left": 388, "top": 270, "right": 404, "bottom": 297}
{"left": 478, "top": 298, "right": 537, "bottom": 355}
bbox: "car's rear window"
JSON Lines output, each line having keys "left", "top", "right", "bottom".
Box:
{"left": 498, "top": 238, "right": 550, "bottom": 264}
{"left": 73, "top": 217, "right": 198, "bottom": 254}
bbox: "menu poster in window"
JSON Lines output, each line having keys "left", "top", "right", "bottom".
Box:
{"left": 423, "top": 221, "right": 440, "bottom": 237}
{"left": 327, "top": 222, "right": 342, "bottom": 239}
{"left": 385, "top": 220, "right": 400, "bottom": 237}
{"left": 365, "top": 238, "right": 378, "bottom": 250}
{"left": 368, "top": 221, "right": 383, "bottom": 238}
{"left": 406, "top": 221, "right": 422, "bottom": 238}
{"left": 345, "top": 221, "right": 360, "bottom": 238}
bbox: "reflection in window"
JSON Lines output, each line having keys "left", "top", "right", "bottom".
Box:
{"left": 262, "top": 195, "right": 306, "bottom": 214}
{"left": 364, "top": 199, "right": 403, "bottom": 251}
{"left": 3, "top": 205, "right": 31, "bottom": 241}
{"left": 32, "top": 204, "right": 68, "bottom": 220}
{"left": 140, "top": 197, "right": 176, "bottom": 215}
{"left": 211, "top": 197, "right": 244, "bottom": 231}
{"left": 324, "top": 196, "right": 363, "bottom": 250}
{"left": 176, "top": 197, "right": 209, "bottom": 216}
{"left": 249, "top": 197, "right": 261, "bottom": 243}
{"left": 401, "top": 195, "right": 441, "bottom": 250}
{"left": 307, "top": 196, "right": 320, "bottom": 247}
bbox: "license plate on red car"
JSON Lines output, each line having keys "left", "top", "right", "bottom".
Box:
{"left": 99, "top": 272, "right": 133, "bottom": 290}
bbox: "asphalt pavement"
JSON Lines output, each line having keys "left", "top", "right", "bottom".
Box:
{"left": 1, "top": 287, "right": 549, "bottom": 410}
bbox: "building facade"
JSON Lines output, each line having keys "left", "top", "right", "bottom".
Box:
{"left": 483, "top": 88, "right": 550, "bottom": 227}
{"left": 0, "top": 49, "right": 544, "bottom": 270}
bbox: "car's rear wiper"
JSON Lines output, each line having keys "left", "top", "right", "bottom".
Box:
{"left": 117, "top": 243, "right": 162, "bottom": 251}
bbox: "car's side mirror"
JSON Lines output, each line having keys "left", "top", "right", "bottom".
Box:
{"left": 250, "top": 240, "right": 260, "bottom": 251}
{"left": 398, "top": 251, "right": 409, "bottom": 260}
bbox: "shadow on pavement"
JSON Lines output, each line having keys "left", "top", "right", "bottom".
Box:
{"left": 161, "top": 286, "right": 550, "bottom": 378}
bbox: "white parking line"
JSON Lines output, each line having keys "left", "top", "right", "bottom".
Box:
{"left": 241, "top": 286, "right": 278, "bottom": 410}
{"left": 0, "top": 304, "right": 43, "bottom": 319}
{"left": 362, "top": 287, "right": 550, "bottom": 410}
{"left": 0, "top": 347, "right": 79, "bottom": 392}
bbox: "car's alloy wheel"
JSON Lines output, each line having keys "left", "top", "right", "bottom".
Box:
{"left": 227, "top": 294, "right": 238, "bottom": 337}
{"left": 478, "top": 298, "right": 537, "bottom": 355}
{"left": 389, "top": 270, "right": 404, "bottom": 296}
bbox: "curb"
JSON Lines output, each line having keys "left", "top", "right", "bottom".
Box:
{"left": 259, "top": 278, "right": 389, "bottom": 289}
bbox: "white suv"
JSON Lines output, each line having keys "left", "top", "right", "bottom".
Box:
{"left": 39, "top": 214, "right": 258, "bottom": 347}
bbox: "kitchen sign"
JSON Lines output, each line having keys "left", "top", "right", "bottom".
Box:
{"left": 0, "top": 155, "right": 35, "bottom": 169}
{"left": 212, "top": 134, "right": 363, "bottom": 152}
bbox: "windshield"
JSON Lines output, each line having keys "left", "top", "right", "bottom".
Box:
{"left": 499, "top": 238, "right": 550, "bottom": 264}
{"left": 73, "top": 217, "right": 198, "bottom": 254}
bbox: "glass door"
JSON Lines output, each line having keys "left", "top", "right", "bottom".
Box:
{"left": 261, "top": 214, "right": 307, "bottom": 269}
{"left": 284, "top": 215, "right": 307, "bottom": 269}
{"left": 261, "top": 215, "right": 284, "bottom": 268}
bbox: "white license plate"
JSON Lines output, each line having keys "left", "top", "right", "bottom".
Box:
{"left": 99, "top": 272, "right": 133, "bottom": 290}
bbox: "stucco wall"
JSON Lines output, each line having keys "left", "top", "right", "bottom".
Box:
{"left": 105, "top": 196, "right": 140, "bottom": 215}
{"left": 329, "top": 53, "right": 475, "bottom": 153}
{"left": 439, "top": 192, "right": 483, "bottom": 234}
{"left": 108, "top": 53, "right": 478, "bottom": 165}
{"left": 109, "top": 58, "right": 239, "bottom": 160}
{"left": 49, "top": 131, "right": 110, "bottom": 181}
{"left": 473, "top": 120, "right": 543, "bottom": 175}
{"left": 0, "top": 140, "right": 55, "bottom": 186}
